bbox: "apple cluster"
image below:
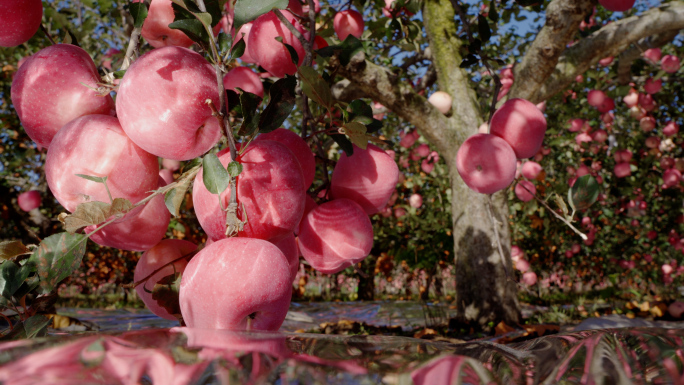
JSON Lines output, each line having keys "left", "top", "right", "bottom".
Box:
{"left": 456, "top": 98, "right": 548, "bottom": 195}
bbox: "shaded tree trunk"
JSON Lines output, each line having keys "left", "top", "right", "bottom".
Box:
{"left": 357, "top": 254, "right": 376, "bottom": 301}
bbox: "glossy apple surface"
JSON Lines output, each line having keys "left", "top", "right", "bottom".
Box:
{"left": 490, "top": 98, "right": 547, "bottom": 159}
{"left": 0, "top": 0, "right": 42, "bottom": 47}
{"left": 598, "top": 0, "right": 635, "bottom": 12}
{"left": 295, "top": 195, "right": 318, "bottom": 234}
{"left": 521, "top": 161, "right": 542, "bottom": 180}
{"left": 456, "top": 134, "right": 517, "bottom": 194}
{"left": 233, "top": 23, "right": 257, "bottom": 63}
{"left": 223, "top": 67, "right": 264, "bottom": 98}
{"left": 140, "top": 0, "right": 194, "bottom": 48}
{"left": 193, "top": 140, "right": 306, "bottom": 242}
{"left": 11, "top": 44, "right": 115, "bottom": 148}
{"left": 117, "top": 47, "right": 221, "bottom": 160}
{"left": 515, "top": 180, "right": 535, "bottom": 202}
{"left": 330, "top": 144, "right": 399, "bottom": 215}
{"left": 17, "top": 190, "right": 41, "bottom": 212}
{"left": 298, "top": 199, "right": 373, "bottom": 274}
{"left": 45, "top": 115, "right": 159, "bottom": 213}
{"left": 179, "top": 237, "right": 292, "bottom": 330}
{"left": 134, "top": 239, "right": 197, "bottom": 320}
{"left": 333, "top": 10, "right": 364, "bottom": 41}
{"left": 248, "top": 10, "right": 305, "bottom": 78}
{"left": 272, "top": 233, "right": 300, "bottom": 281}
{"left": 254, "top": 128, "right": 315, "bottom": 188}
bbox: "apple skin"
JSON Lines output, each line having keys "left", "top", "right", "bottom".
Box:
{"left": 623, "top": 90, "right": 639, "bottom": 108}
{"left": 521, "top": 161, "right": 542, "bottom": 180}
{"left": 663, "top": 121, "right": 679, "bottom": 137}
{"left": 598, "top": 0, "right": 635, "bottom": 12}
{"left": 233, "top": 23, "right": 258, "bottom": 64}
{"left": 490, "top": 98, "right": 547, "bottom": 159}
{"left": 192, "top": 140, "right": 306, "bottom": 242}
{"left": 330, "top": 144, "right": 400, "bottom": 215}
{"left": 17, "top": 190, "right": 41, "bottom": 212}
{"left": 644, "top": 78, "right": 662, "bottom": 94}
{"left": 159, "top": 169, "right": 174, "bottom": 186}
{"left": 644, "top": 48, "right": 662, "bottom": 62}
{"left": 116, "top": 46, "right": 221, "bottom": 161}
{"left": 272, "top": 233, "right": 300, "bottom": 281}
{"left": 568, "top": 119, "right": 585, "bottom": 132}
{"left": 521, "top": 271, "right": 538, "bottom": 285}
{"left": 223, "top": 67, "right": 264, "bottom": 98}
{"left": 587, "top": 90, "right": 615, "bottom": 113}
{"left": 614, "top": 162, "right": 631, "bottom": 178}
{"left": 661, "top": 55, "right": 681, "bottom": 74}
{"left": 298, "top": 199, "right": 373, "bottom": 274}
{"left": 248, "top": 10, "right": 305, "bottom": 78}
{"left": 140, "top": 0, "right": 194, "bottom": 48}
{"left": 162, "top": 159, "right": 181, "bottom": 172}
{"left": 669, "top": 302, "right": 684, "bottom": 319}
{"left": 84, "top": 177, "right": 171, "bottom": 252}
{"left": 254, "top": 128, "right": 316, "bottom": 188}
{"left": 409, "top": 193, "right": 423, "bottom": 208}
{"left": 134, "top": 239, "right": 197, "bottom": 320}
{"left": 428, "top": 91, "right": 452, "bottom": 114}
{"left": 333, "top": 10, "right": 365, "bottom": 41}
{"left": 664, "top": 169, "right": 682, "bottom": 188}
{"left": 295, "top": 195, "right": 318, "bottom": 234}
{"left": 0, "top": 0, "right": 42, "bottom": 47}
{"left": 514, "top": 180, "right": 535, "bottom": 202}
{"left": 45, "top": 115, "right": 159, "bottom": 213}
{"left": 11, "top": 44, "right": 115, "bottom": 148}
{"left": 456, "top": 134, "right": 517, "bottom": 194}
{"left": 179, "top": 237, "right": 292, "bottom": 331}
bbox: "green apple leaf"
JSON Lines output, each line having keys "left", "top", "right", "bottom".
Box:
{"left": 298, "top": 65, "right": 333, "bottom": 109}
{"left": 259, "top": 76, "right": 297, "bottom": 133}
{"left": 28, "top": 233, "right": 88, "bottom": 295}
{"left": 202, "top": 153, "right": 230, "bottom": 195}
{"left": 233, "top": 0, "right": 288, "bottom": 33}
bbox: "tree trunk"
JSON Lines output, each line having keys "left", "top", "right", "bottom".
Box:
{"left": 433, "top": 269, "right": 443, "bottom": 299}
{"left": 356, "top": 255, "right": 376, "bottom": 301}
{"left": 420, "top": 267, "right": 434, "bottom": 301}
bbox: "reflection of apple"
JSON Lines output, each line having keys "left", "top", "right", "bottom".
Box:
{"left": 0, "top": 0, "right": 43, "bottom": 47}
{"left": 598, "top": 0, "right": 635, "bottom": 12}
{"left": 179, "top": 237, "right": 292, "bottom": 330}
{"left": 17, "top": 190, "right": 41, "bottom": 212}
{"left": 272, "top": 233, "right": 300, "bottom": 281}
{"left": 134, "top": 240, "right": 197, "bottom": 320}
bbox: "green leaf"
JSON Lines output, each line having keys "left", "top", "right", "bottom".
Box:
{"left": 62, "top": 29, "right": 79, "bottom": 47}
{"left": 0, "top": 261, "right": 30, "bottom": 299}
{"left": 202, "top": 153, "right": 231, "bottom": 195}
{"left": 298, "top": 66, "right": 333, "bottom": 109}
{"left": 237, "top": 90, "right": 263, "bottom": 136}
{"left": 218, "top": 32, "right": 231, "bottom": 54}
{"left": 233, "top": 0, "right": 288, "bottom": 33}
{"left": 259, "top": 76, "right": 297, "bottom": 133}
{"left": 340, "top": 122, "right": 368, "bottom": 150}
{"left": 568, "top": 175, "right": 600, "bottom": 212}
{"left": 164, "top": 178, "right": 192, "bottom": 218}
{"left": 0, "top": 241, "right": 31, "bottom": 261}
{"left": 0, "top": 315, "right": 50, "bottom": 341}
{"left": 169, "top": 19, "right": 209, "bottom": 44}
{"left": 75, "top": 174, "right": 107, "bottom": 184}
{"left": 478, "top": 15, "right": 491, "bottom": 42}
{"left": 112, "top": 70, "right": 127, "bottom": 79}
{"left": 227, "top": 161, "right": 243, "bottom": 178}
{"left": 331, "top": 133, "right": 354, "bottom": 157}
{"left": 194, "top": 12, "right": 213, "bottom": 28}
{"left": 129, "top": 3, "right": 149, "bottom": 28}
{"left": 229, "top": 37, "right": 246, "bottom": 61}
{"left": 204, "top": 0, "right": 223, "bottom": 27}
{"left": 349, "top": 99, "right": 373, "bottom": 119}
{"left": 152, "top": 272, "right": 183, "bottom": 321}
{"left": 28, "top": 233, "right": 88, "bottom": 295}
{"left": 460, "top": 54, "right": 479, "bottom": 68}
{"left": 275, "top": 37, "right": 299, "bottom": 66}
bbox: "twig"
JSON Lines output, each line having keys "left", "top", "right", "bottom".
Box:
{"left": 120, "top": 26, "right": 142, "bottom": 71}
{"left": 517, "top": 180, "right": 588, "bottom": 240}
{"left": 273, "top": 9, "right": 309, "bottom": 56}
{"left": 40, "top": 24, "right": 56, "bottom": 45}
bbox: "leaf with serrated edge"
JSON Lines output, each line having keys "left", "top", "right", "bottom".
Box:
{"left": 0, "top": 241, "right": 30, "bottom": 261}
{"left": 165, "top": 178, "right": 192, "bottom": 217}
{"left": 203, "top": 153, "right": 230, "bottom": 195}
{"left": 63, "top": 201, "right": 111, "bottom": 233}
{"left": 340, "top": 122, "right": 368, "bottom": 150}
{"left": 298, "top": 66, "right": 333, "bottom": 109}
{"left": 28, "top": 233, "right": 88, "bottom": 294}
{"left": 233, "top": 0, "right": 288, "bottom": 33}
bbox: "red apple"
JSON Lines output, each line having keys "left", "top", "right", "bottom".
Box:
{"left": 490, "top": 98, "right": 547, "bottom": 159}
{"left": 298, "top": 199, "right": 373, "bottom": 274}
{"left": 643, "top": 48, "right": 662, "bottom": 62}
{"left": 428, "top": 91, "right": 452, "bottom": 114}
{"left": 645, "top": 136, "right": 660, "bottom": 149}
{"left": 272, "top": 233, "right": 299, "bottom": 282}
{"left": 179, "top": 237, "right": 292, "bottom": 330}
{"left": 598, "top": 0, "right": 635, "bottom": 12}
{"left": 664, "top": 169, "right": 681, "bottom": 188}
{"left": 598, "top": 56, "right": 614, "bottom": 66}
{"left": 0, "top": 0, "right": 42, "bottom": 47}
{"left": 248, "top": 10, "right": 305, "bottom": 78}
{"left": 623, "top": 89, "right": 639, "bottom": 108}
{"left": 661, "top": 55, "right": 681, "bottom": 73}
{"left": 587, "top": 90, "right": 615, "bottom": 112}
{"left": 640, "top": 116, "right": 656, "bottom": 132}
{"left": 639, "top": 93, "right": 656, "bottom": 111}
{"left": 669, "top": 302, "right": 684, "bottom": 319}
{"left": 456, "top": 134, "right": 517, "bottom": 194}
{"left": 116, "top": 46, "right": 221, "bottom": 161}
{"left": 521, "top": 161, "right": 542, "bottom": 180}
{"left": 399, "top": 130, "right": 419, "bottom": 148}
{"left": 11, "top": 44, "right": 115, "bottom": 148}
{"left": 17, "top": 190, "right": 41, "bottom": 212}
{"left": 644, "top": 78, "right": 662, "bottom": 94}
{"left": 45, "top": 115, "right": 159, "bottom": 213}
{"left": 663, "top": 121, "right": 679, "bottom": 137}
{"left": 333, "top": 10, "right": 364, "bottom": 41}
{"left": 521, "top": 271, "right": 537, "bottom": 285}
{"left": 233, "top": 23, "right": 257, "bottom": 64}
{"left": 330, "top": 144, "right": 399, "bottom": 215}
{"left": 192, "top": 140, "right": 306, "bottom": 242}
{"left": 514, "top": 180, "right": 535, "bottom": 202}
{"left": 409, "top": 193, "right": 423, "bottom": 208}
{"left": 614, "top": 162, "right": 631, "bottom": 178}
{"left": 295, "top": 195, "right": 318, "bottom": 235}
{"left": 140, "top": 0, "right": 194, "bottom": 48}
{"left": 575, "top": 132, "right": 592, "bottom": 146}
{"left": 592, "top": 129, "right": 607, "bottom": 143}
{"left": 159, "top": 169, "right": 174, "bottom": 186}
{"left": 614, "top": 149, "right": 632, "bottom": 162}
{"left": 162, "top": 159, "right": 181, "bottom": 172}
{"left": 254, "top": 128, "right": 316, "bottom": 188}
{"left": 568, "top": 119, "right": 584, "bottom": 132}
{"left": 134, "top": 239, "right": 197, "bottom": 320}
{"left": 84, "top": 184, "right": 171, "bottom": 252}
{"left": 223, "top": 67, "right": 264, "bottom": 98}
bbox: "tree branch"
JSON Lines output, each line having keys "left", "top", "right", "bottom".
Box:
{"left": 508, "top": 0, "right": 595, "bottom": 102}
{"left": 616, "top": 30, "right": 679, "bottom": 84}
{"left": 518, "top": 1, "right": 684, "bottom": 103}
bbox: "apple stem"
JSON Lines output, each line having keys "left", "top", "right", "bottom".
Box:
{"left": 486, "top": 195, "right": 512, "bottom": 281}
{"left": 517, "top": 179, "right": 588, "bottom": 240}
{"left": 40, "top": 24, "right": 56, "bottom": 46}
